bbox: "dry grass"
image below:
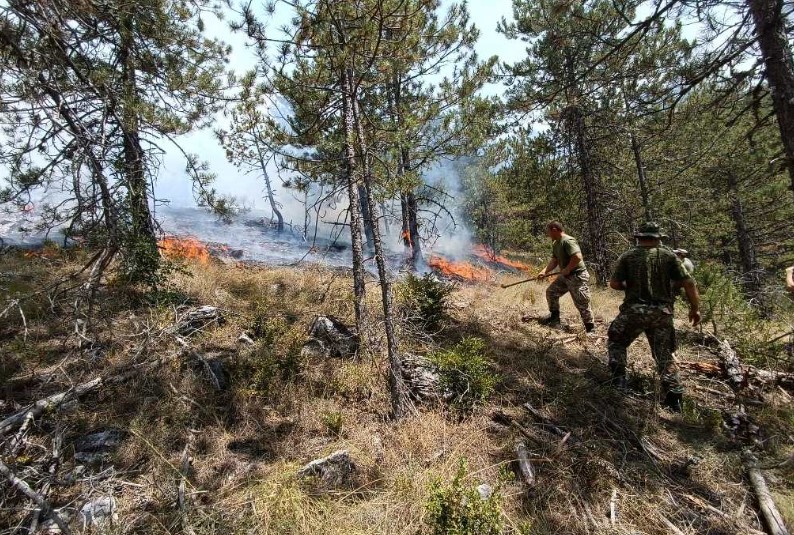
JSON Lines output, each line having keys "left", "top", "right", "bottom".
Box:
{"left": 1, "top": 251, "right": 793, "bottom": 534}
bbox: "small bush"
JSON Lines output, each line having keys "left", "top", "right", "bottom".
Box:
{"left": 397, "top": 273, "right": 455, "bottom": 333}
{"left": 428, "top": 337, "right": 496, "bottom": 411}
{"left": 320, "top": 411, "right": 344, "bottom": 437}
{"left": 424, "top": 459, "right": 503, "bottom": 535}
{"left": 694, "top": 262, "right": 775, "bottom": 362}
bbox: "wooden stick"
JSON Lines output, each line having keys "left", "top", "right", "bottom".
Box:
{"left": 609, "top": 489, "right": 618, "bottom": 526}
{"left": 744, "top": 451, "right": 791, "bottom": 535}
{"left": 660, "top": 514, "right": 687, "bottom": 535}
{"left": 0, "top": 357, "right": 165, "bottom": 437}
{"left": 0, "top": 458, "right": 71, "bottom": 535}
{"left": 500, "top": 274, "right": 548, "bottom": 288}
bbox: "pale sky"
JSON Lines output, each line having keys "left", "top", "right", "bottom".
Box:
{"left": 155, "top": 0, "right": 522, "bottom": 210}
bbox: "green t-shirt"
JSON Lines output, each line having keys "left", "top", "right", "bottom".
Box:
{"left": 612, "top": 246, "right": 691, "bottom": 305}
{"left": 552, "top": 235, "right": 586, "bottom": 274}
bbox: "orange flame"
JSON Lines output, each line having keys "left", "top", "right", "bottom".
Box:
{"left": 400, "top": 228, "right": 412, "bottom": 247}
{"left": 472, "top": 244, "right": 532, "bottom": 272}
{"left": 158, "top": 236, "right": 211, "bottom": 264}
{"left": 428, "top": 254, "right": 490, "bottom": 282}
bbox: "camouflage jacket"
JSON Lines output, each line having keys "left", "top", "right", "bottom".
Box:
{"left": 612, "top": 246, "right": 690, "bottom": 307}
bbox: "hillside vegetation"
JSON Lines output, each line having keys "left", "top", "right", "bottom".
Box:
{"left": 2, "top": 249, "right": 793, "bottom": 535}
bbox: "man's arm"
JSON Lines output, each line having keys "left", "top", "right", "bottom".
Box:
{"left": 682, "top": 278, "right": 701, "bottom": 326}
{"left": 538, "top": 257, "right": 558, "bottom": 277}
{"left": 559, "top": 252, "right": 583, "bottom": 276}
{"left": 786, "top": 266, "right": 794, "bottom": 293}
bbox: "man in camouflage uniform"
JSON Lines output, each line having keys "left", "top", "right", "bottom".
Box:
{"left": 537, "top": 221, "right": 595, "bottom": 333}
{"left": 607, "top": 222, "right": 701, "bottom": 412}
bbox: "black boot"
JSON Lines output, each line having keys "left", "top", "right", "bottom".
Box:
{"left": 539, "top": 311, "right": 560, "bottom": 326}
{"left": 584, "top": 322, "right": 595, "bottom": 333}
{"left": 662, "top": 392, "right": 683, "bottom": 413}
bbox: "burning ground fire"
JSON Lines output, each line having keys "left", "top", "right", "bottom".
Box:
{"left": 158, "top": 236, "right": 223, "bottom": 264}
{"left": 428, "top": 246, "right": 533, "bottom": 282}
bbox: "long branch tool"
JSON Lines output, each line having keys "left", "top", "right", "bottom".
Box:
{"left": 500, "top": 273, "right": 549, "bottom": 289}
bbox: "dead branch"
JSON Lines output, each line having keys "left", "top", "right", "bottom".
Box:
{"left": 743, "top": 451, "right": 791, "bottom": 535}
{"left": 0, "top": 357, "right": 166, "bottom": 437}
{"left": 522, "top": 402, "right": 582, "bottom": 445}
{"left": 0, "top": 458, "right": 71, "bottom": 535}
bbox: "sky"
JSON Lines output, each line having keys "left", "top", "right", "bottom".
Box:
{"left": 154, "top": 0, "right": 523, "bottom": 212}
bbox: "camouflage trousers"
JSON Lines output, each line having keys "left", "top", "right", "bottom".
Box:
{"left": 546, "top": 270, "right": 594, "bottom": 324}
{"left": 607, "top": 303, "right": 683, "bottom": 394}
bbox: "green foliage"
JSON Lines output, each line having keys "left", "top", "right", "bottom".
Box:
{"left": 693, "top": 262, "right": 775, "bottom": 361}
{"left": 427, "top": 338, "right": 496, "bottom": 410}
{"left": 424, "top": 459, "right": 503, "bottom": 535}
{"left": 320, "top": 411, "right": 344, "bottom": 437}
{"left": 397, "top": 273, "right": 454, "bottom": 333}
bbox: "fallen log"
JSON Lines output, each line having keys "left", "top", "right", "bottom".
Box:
{"left": 0, "top": 357, "right": 165, "bottom": 437}
{"left": 744, "top": 451, "right": 791, "bottom": 535}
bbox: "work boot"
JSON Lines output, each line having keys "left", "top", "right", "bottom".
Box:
{"left": 584, "top": 322, "right": 595, "bottom": 333}
{"left": 662, "top": 392, "right": 683, "bottom": 413}
{"left": 538, "top": 311, "right": 560, "bottom": 326}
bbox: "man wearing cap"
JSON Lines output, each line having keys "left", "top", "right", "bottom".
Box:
{"left": 673, "top": 249, "right": 695, "bottom": 276}
{"left": 607, "top": 222, "right": 701, "bottom": 412}
{"left": 536, "top": 221, "right": 595, "bottom": 333}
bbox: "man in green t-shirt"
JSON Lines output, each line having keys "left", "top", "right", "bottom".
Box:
{"left": 536, "top": 221, "right": 595, "bottom": 332}
{"left": 608, "top": 222, "right": 701, "bottom": 412}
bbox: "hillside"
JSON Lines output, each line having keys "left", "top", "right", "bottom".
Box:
{"left": 1, "top": 248, "right": 793, "bottom": 535}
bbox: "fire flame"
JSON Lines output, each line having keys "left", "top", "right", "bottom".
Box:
{"left": 473, "top": 244, "right": 532, "bottom": 272}
{"left": 159, "top": 236, "right": 211, "bottom": 264}
{"left": 428, "top": 255, "right": 490, "bottom": 282}
{"left": 400, "top": 228, "right": 412, "bottom": 247}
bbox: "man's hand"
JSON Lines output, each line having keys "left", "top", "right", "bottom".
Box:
{"left": 560, "top": 269, "right": 569, "bottom": 277}
{"left": 689, "top": 308, "right": 701, "bottom": 326}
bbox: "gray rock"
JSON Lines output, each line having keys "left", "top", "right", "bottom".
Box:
{"left": 79, "top": 496, "right": 117, "bottom": 528}
{"left": 301, "top": 316, "right": 359, "bottom": 359}
{"left": 298, "top": 450, "right": 356, "bottom": 488}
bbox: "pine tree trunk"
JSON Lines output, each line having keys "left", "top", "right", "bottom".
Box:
{"left": 747, "top": 0, "right": 794, "bottom": 201}
{"left": 630, "top": 132, "right": 652, "bottom": 222}
{"left": 569, "top": 105, "right": 609, "bottom": 284}
{"left": 727, "top": 171, "right": 761, "bottom": 297}
{"left": 253, "top": 126, "right": 283, "bottom": 231}
{"left": 358, "top": 184, "right": 375, "bottom": 251}
{"left": 351, "top": 89, "right": 413, "bottom": 419}
{"left": 341, "top": 68, "right": 367, "bottom": 328}
{"left": 120, "top": 18, "right": 157, "bottom": 279}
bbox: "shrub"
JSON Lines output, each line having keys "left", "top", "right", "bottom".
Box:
{"left": 397, "top": 273, "right": 454, "bottom": 333}
{"left": 694, "top": 262, "right": 776, "bottom": 363}
{"left": 427, "top": 337, "right": 496, "bottom": 411}
{"left": 424, "top": 459, "right": 502, "bottom": 535}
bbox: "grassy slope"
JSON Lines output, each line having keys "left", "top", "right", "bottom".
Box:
{"left": 1, "top": 249, "right": 793, "bottom": 534}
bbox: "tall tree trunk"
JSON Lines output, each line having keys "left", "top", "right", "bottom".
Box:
{"left": 630, "top": 132, "right": 652, "bottom": 222}
{"left": 358, "top": 184, "right": 375, "bottom": 251}
{"left": 120, "top": 17, "right": 157, "bottom": 279}
{"left": 341, "top": 68, "right": 367, "bottom": 328}
{"left": 727, "top": 171, "right": 761, "bottom": 297}
{"left": 569, "top": 105, "right": 609, "bottom": 284}
{"left": 351, "top": 87, "right": 413, "bottom": 419}
{"left": 253, "top": 126, "right": 283, "bottom": 231}
{"left": 400, "top": 149, "right": 422, "bottom": 269}
{"left": 747, "top": 0, "right": 794, "bottom": 201}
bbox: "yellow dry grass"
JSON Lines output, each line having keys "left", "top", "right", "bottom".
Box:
{"left": 1, "top": 251, "right": 793, "bottom": 534}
